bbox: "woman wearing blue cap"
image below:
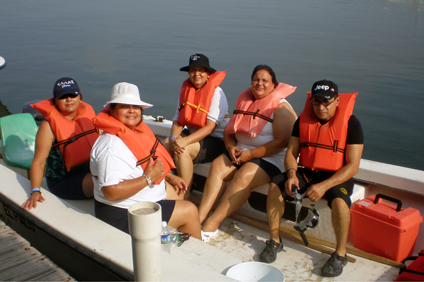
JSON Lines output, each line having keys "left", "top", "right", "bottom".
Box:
{"left": 21, "top": 77, "right": 98, "bottom": 210}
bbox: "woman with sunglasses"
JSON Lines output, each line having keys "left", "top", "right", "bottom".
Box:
{"left": 22, "top": 77, "right": 99, "bottom": 210}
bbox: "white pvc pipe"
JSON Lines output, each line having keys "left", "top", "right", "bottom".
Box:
{"left": 128, "top": 202, "right": 162, "bottom": 281}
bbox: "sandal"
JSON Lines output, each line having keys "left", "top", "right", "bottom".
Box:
{"left": 321, "top": 252, "right": 348, "bottom": 277}
{"left": 258, "top": 237, "right": 283, "bottom": 263}
{"left": 201, "top": 229, "right": 218, "bottom": 242}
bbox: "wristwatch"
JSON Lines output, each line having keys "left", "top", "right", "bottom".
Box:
{"left": 144, "top": 174, "right": 153, "bottom": 187}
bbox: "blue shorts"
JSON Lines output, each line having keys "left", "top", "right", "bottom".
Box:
{"left": 94, "top": 199, "right": 176, "bottom": 234}
{"left": 46, "top": 171, "right": 89, "bottom": 200}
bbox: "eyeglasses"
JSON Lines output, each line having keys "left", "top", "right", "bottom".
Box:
{"left": 189, "top": 68, "right": 208, "bottom": 74}
{"left": 59, "top": 94, "right": 79, "bottom": 100}
{"left": 309, "top": 96, "right": 337, "bottom": 107}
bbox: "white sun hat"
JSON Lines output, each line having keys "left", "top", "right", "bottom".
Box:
{"left": 105, "top": 82, "right": 153, "bottom": 109}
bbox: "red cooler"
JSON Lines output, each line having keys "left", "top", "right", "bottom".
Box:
{"left": 351, "top": 194, "right": 423, "bottom": 262}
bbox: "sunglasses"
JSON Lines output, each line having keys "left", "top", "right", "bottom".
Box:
{"left": 59, "top": 94, "right": 79, "bottom": 100}
{"left": 309, "top": 96, "right": 337, "bottom": 107}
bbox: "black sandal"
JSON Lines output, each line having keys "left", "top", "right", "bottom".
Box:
{"left": 258, "top": 237, "right": 283, "bottom": 263}
{"left": 321, "top": 252, "right": 348, "bottom": 277}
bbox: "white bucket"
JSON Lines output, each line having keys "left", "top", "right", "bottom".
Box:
{"left": 226, "top": 262, "right": 285, "bottom": 282}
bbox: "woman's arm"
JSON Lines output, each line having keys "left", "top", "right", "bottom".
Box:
{"left": 101, "top": 158, "right": 165, "bottom": 201}
{"left": 235, "top": 103, "right": 297, "bottom": 164}
{"left": 22, "top": 121, "right": 55, "bottom": 210}
{"left": 172, "top": 119, "right": 216, "bottom": 153}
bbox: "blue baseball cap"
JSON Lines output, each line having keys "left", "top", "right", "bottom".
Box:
{"left": 53, "top": 77, "right": 80, "bottom": 99}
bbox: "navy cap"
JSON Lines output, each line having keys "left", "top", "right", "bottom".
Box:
{"left": 53, "top": 77, "right": 80, "bottom": 99}
{"left": 311, "top": 80, "right": 338, "bottom": 100}
{"left": 180, "top": 54, "right": 216, "bottom": 73}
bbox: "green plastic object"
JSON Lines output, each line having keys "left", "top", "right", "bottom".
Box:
{"left": 0, "top": 113, "right": 38, "bottom": 170}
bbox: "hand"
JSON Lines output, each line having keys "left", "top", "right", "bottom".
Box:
{"left": 305, "top": 183, "right": 326, "bottom": 202}
{"left": 144, "top": 158, "right": 165, "bottom": 183}
{"left": 21, "top": 192, "right": 45, "bottom": 210}
{"left": 285, "top": 175, "right": 299, "bottom": 198}
{"left": 171, "top": 136, "right": 187, "bottom": 155}
{"left": 232, "top": 149, "right": 252, "bottom": 165}
{"left": 166, "top": 173, "right": 187, "bottom": 195}
{"left": 228, "top": 145, "right": 242, "bottom": 164}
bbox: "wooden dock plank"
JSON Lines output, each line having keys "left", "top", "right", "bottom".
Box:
{"left": 0, "top": 220, "right": 75, "bottom": 281}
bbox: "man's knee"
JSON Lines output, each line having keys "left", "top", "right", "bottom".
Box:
{"left": 330, "top": 197, "right": 349, "bottom": 211}
{"left": 268, "top": 182, "right": 282, "bottom": 199}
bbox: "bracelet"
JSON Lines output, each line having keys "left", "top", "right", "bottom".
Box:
{"left": 144, "top": 174, "right": 153, "bottom": 187}
{"left": 286, "top": 168, "right": 297, "bottom": 173}
{"left": 170, "top": 136, "right": 178, "bottom": 142}
{"left": 31, "top": 188, "right": 41, "bottom": 194}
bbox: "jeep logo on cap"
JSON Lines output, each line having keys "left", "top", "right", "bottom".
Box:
{"left": 314, "top": 85, "right": 333, "bottom": 92}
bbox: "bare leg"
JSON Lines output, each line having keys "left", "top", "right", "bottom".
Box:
{"left": 267, "top": 182, "right": 285, "bottom": 243}
{"left": 202, "top": 163, "right": 271, "bottom": 232}
{"left": 197, "top": 154, "right": 236, "bottom": 224}
{"left": 82, "top": 173, "right": 94, "bottom": 198}
{"left": 168, "top": 200, "right": 201, "bottom": 240}
{"left": 331, "top": 198, "right": 351, "bottom": 256}
{"left": 173, "top": 142, "right": 200, "bottom": 200}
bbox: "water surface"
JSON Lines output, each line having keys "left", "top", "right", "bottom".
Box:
{"left": 1, "top": 0, "right": 423, "bottom": 170}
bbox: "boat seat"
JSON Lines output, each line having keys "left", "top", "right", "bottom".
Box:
{"left": 0, "top": 113, "right": 38, "bottom": 170}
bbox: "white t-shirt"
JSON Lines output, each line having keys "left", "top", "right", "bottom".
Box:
{"left": 172, "top": 86, "right": 229, "bottom": 138}
{"left": 235, "top": 99, "right": 293, "bottom": 172}
{"left": 90, "top": 132, "right": 167, "bottom": 209}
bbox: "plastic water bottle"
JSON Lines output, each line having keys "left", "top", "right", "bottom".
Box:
{"left": 171, "top": 233, "right": 191, "bottom": 249}
{"left": 161, "top": 221, "right": 171, "bottom": 253}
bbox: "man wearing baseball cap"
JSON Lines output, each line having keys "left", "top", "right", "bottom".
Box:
{"left": 259, "top": 80, "right": 364, "bottom": 277}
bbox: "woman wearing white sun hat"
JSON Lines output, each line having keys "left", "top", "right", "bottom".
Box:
{"left": 90, "top": 82, "right": 201, "bottom": 238}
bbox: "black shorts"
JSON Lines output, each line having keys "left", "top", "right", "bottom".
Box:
{"left": 181, "top": 129, "right": 226, "bottom": 164}
{"left": 94, "top": 199, "right": 176, "bottom": 234}
{"left": 271, "top": 167, "right": 354, "bottom": 208}
{"left": 222, "top": 150, "right": 282, "bottom": 179}
{"left": 46, "top": 171, "right": 89, "bottom": 200}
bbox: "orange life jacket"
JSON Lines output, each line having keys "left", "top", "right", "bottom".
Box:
{"left": 225, "top": 83, "right": 296, "bottom": 138}
{"left": 93, "top": 108, "right": 175, "bottom": 184}
{"left": 299, "top": 92, "right": 357, "bottom": 171}
{"left": 31, "top": 99, "right": 99, "bottom": 172}
{"left": 177, "top": 71, "right": 226, "bottom": 128}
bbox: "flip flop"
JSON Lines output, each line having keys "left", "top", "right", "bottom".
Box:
{"left": 201, "top": 229, "right": 218, "bottom": 242}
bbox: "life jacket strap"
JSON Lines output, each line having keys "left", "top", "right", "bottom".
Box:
{"left": 300, "top": 142, "right": 345, "bottom": 153}
{"left": 232, "top": 109, "right": 273, "bottom": 123}
{"left": 178, "top": 102, "right": 209, "bottom": 114}
{"left": 52, "top": 128, "right": 98, "bottom": 148}
{"left": 136, "top": 138, "right": 160, "bottom": 166}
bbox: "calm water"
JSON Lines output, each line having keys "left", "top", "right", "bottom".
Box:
{"left": 1, "top": 0, "right": 423, "bottom": 170}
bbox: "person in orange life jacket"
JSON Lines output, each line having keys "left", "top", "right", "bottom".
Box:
{"left": 21, "top": 77, "right": 98, "bottom": 210}
{"left": 90, "top": 82, "right": 201, "bottom": 238}
{"left": 162, "top": 54, "right": 229, "bottom": 200}
{"left": 259, "top": 80, "right": 364, "bottom": 278}
{"left": 198, "top": 65, "right": 297, "bottom": 242}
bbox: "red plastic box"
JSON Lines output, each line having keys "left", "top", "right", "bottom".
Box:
{"left": 351, "top": 194, "right": 423, "bottom": 262}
